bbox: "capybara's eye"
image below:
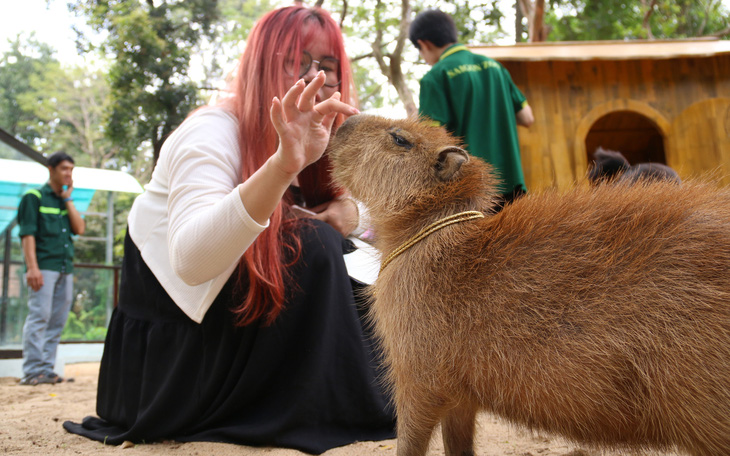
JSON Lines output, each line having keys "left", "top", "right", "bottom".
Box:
{"left": 389, "top": 132, "right": 413, "bottom": 149}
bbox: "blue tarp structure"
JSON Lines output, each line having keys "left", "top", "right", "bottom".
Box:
{"left": 0, "top": 158, "right": 144, "bottom": 236}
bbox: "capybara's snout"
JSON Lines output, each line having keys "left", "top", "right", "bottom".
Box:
{"left": 334, "top": 113, "right": 366, "bottom": 141}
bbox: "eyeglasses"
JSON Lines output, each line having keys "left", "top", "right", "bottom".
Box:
{"left": 286, "top": 50, "right": 341, "bottom": 87}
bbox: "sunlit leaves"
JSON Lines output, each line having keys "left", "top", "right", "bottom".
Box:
{"left": 546, "top": 0, "right": 729, "bottom": 40}
{"left": 0, "top": 35, "right": 57, "bottom": 148}
{"left": 68, "top": 0, "right": 219, "bottom": 164}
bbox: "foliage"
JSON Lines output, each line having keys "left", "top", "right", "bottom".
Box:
{"left": 218, "top": 0, "right": 280, "bottom": 45}
{"left": 68, "top": 0, "right": 221, "bottom": 164}
{"left": 62, "top": 263, "right": 116, "bottom": 341}
{"left": 17, "top": 64, "right": 116, "bottom": 168}
{"left": 0, "top": 35, "right": 58, "bottom": 150}
{"left": 72, "top": 190, "right": 137, "bottom": 266}
{"left": 61, "top": 303, "right": 109, "bottom": 341}
{"left": 647, "top": 0, "right": 729, "bottom": 38}
{"left": 546, "top": 0, "right": 730, "bottom": 41}
{"left": 0, "top": 36, "right": 124, "bottom": 170}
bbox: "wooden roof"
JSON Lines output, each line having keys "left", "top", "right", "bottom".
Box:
{"left": 470, "top": 38, "right": 730, "bottom": 61}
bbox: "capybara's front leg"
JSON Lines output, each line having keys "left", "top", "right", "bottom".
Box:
{"left": 395, "top": 391, "right": 442, "bottom": 456}
{"left": 442, "top": 403, "right": 477, "bottom": 456}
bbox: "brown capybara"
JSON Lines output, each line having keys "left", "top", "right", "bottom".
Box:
{"left": 328, "top": 115, "right": 730, "bottom": 456}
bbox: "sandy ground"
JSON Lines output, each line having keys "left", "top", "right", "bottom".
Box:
{"left": 0, "top": 362, "right": 680, "bottom": 456}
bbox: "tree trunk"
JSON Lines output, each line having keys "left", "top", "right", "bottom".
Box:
{"left": 529, "top": 0, "right": 547, "bottom": 42}
{"left": 391, "top": 0, "right": 416, "bottom": 116}
{"left": 517, "top": 0, "right": 548, "bottom": 42}
{"left": 641, "top": 0, "right": 658, "bottom": 39}
{"left": 372, "top": 0, "right": 417, "bottom": 117}
{"left": 338, "top": 0, "right": 348, "bottom": 30}
{"left": 515, "top": 0, "right": 524, "bottom": 43}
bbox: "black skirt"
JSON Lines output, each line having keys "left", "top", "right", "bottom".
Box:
{"left": 63, "top": 221, "right": 395, "bottom": 454}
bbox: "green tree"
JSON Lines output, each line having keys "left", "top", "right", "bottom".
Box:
{"left": 218, "top": 0, "right": 279, "bottom": 45}
{"left": 185, "top": 0, "right": 281, "bottom": 100}
{"left": 69, "top": 0, "right": 221, "bottom": 165}
{"left": 546, "top": 0, "right": 730, "bottom": 41}
{"left": 18, "top": 64, "right": 116, "bottom": 169}
{"left": 0, "top": 35, "right": 58, "bottom": 151}
{"left": 646, "top": 0, "right": 730, "bottom": 38}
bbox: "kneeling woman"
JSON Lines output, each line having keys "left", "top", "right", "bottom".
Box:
{"left": 63, "top": 6, "right": 395, "bottom": 454}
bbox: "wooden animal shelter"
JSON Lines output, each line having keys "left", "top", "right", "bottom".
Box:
{"left": 470, "top": 38, "right": 730, "bottom": 190}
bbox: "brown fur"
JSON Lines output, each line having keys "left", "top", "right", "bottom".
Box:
{"left": 328, "top": 115, "right": 730, "bottom": 456}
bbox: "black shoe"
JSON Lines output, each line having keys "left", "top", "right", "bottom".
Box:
{"left": 47, "top": 372, "right": 74, "bottom": 383}
{"left": 19, "top": 373, "right": 56, "bottom": 386}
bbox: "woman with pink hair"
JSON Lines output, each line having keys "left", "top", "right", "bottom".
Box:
{"left": 64, "top": 6, "right": 395, "bottom": 453}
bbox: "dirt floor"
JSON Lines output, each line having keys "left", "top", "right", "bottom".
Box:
{"left": 0, "top": 362, "right": 680, "bottom": 456}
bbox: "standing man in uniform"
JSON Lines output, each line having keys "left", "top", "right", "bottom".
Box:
{"left": 410, "top": 9, "right": 535, "bottom": 210}
{"left": 17, "top": 151, "right": 85, "bottom": 385}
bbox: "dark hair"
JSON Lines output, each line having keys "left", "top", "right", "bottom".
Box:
{"left": 47, "top": 151, "right": 74, "bottom": 168}
{"left": 409, "top": 9, "right": 458, "bottom": 49}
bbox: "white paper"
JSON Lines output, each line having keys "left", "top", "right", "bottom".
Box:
{"left": 343, "top": 237, "right": 381, "bottom": 285}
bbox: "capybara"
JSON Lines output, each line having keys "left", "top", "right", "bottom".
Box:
{"left": 328, "top": 115, "right": 730, "bottom": 456}
{"left": 589, "top": 146, "right": 681, "bottom": 184}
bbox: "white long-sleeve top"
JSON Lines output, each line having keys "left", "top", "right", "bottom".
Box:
{"left": 128, "top": 108, "right": 268, "bottom": 323}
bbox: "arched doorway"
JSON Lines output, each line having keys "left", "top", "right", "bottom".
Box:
{"left": 584, "top": 110, "right": 667, "bottom": 167}
{"left": 573, "top": 100, "right": 673, "bottom": 180}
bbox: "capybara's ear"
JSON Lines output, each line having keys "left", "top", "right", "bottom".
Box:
{"left": 435, "top": 147, "right": 469, "bottom": 181}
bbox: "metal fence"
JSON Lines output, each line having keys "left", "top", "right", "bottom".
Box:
{"left": 0, "top": 260, "right": 119, "bottom": 346}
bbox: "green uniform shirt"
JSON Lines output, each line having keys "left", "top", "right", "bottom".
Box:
{"left": 418, "top": 44, "right": 528, "bottom": 194}
{"left": 17, "top": 183, "right": 75, "bottom": 274}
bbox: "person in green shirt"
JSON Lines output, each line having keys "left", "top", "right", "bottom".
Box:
{"left": 17, "top": 151, "right": 85, "bottom": 385}
{"left": 410, "top": 9, "right": 535, "bottom": 210}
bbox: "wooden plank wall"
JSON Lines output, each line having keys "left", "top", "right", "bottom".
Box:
{"left": 502, "top": 54, "right": 730, "bottom": 190}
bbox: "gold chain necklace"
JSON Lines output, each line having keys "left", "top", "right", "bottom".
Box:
{"left": 379, "top": 210, "right": 485, "bottom": 273}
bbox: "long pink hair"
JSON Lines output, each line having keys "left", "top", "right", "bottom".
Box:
{"left": 221, "top": 5, "right": 356, "bottom": 326}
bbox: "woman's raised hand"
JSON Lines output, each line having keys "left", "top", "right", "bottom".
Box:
{"left": 269, "top": 71, "right": 359, "bottom": 178}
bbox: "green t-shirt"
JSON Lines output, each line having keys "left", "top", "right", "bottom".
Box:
{"left": 17, "top": 183, "right": 75, "bottom": 273}
{"left": 418, "top": 44, "right": 528, "bottom": 194}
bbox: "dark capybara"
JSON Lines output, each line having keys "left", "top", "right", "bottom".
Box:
{"left": 589, "top": 146, "right": 681, "bottom": 184}
{"left": 328, "top": 115, "right": 730, "bottom": 456}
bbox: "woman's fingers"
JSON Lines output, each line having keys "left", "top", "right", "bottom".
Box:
{"left": 314, "top": 94, "right": 359, "bottom": 120}
{"left": 281, "top": 75, "right": 358, "bottom": 119}
{"left": 320, "top": 93, "right": 343, "bottom": 131}
{"left": 269, "top": 96, "right": 284, "bottom": 133}
{"left": 277, "top": 77, "right": 358, "bottom": 130}
{"left": 297, "top": 71, "right": 326, "bottom": 113}
{"left": 280, "top": 79, "right": 306, "bottom": 121}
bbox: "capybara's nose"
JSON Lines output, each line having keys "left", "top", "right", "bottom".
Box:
{"left": 336, "top": 114, "right": 368, "bottom": 139}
